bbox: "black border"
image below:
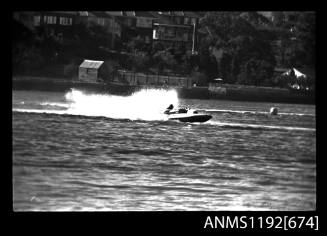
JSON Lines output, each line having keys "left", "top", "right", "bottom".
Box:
{"left": 8, "top": 3, "right": 323, "bottom": 234}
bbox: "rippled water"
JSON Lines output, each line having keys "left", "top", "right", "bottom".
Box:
{"left": 12, "top": 89, "right": 316, "bottom": 211}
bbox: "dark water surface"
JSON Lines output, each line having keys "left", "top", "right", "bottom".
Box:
{"left": 12, "top": 89, "right": 316, "bottom": 211}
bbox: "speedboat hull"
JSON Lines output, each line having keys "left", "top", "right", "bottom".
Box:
{"left": 165, "top": 107, "right": 212, "bottom": 123}
{"left": 168, "top": 114, "right": 212, "bottom": 123}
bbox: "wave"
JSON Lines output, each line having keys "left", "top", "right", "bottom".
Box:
{"left": 13, "top": 108, "right": 68, "bottom": 115}
{"left": 13, "top": 108, "right": 315, "bottom": 132}
{"left": 278, "top": 112, "right": 315, "bottom": 117}
{"left": 13, "top": 89, "right": 315, "bottom": 132}
{"left": 40, "top": 102, "right": 70, "bottom": 108}
{"left": 206, "top": 120, "right": 315, "bottom": 132}
{"left": 203, "top": 109, "right": 314, "bottom": 117}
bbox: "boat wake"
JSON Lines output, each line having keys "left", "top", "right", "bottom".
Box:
{"left": 14, "top": 89, "right": 179, "bottom": 121}
{"left": 13, "top": 108, "right": 315, "bottom": 132}
{"left": 12, "top": 89, "right": 315, "bottom": 132}
{"left": 40, "top": 102, "right": 70, "bottom": 109}
{"left": 206, "top": 120, "right": 315, "bottom": 132}
{"left": 203, "top": 109, "right": 314, "bottom": 117}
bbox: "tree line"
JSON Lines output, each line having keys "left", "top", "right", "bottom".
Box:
{"left": 12, "top": 12, "right": 315, "bottom": 88}
{"left": 196, "top": 11, "right": 315, "bottom": 87}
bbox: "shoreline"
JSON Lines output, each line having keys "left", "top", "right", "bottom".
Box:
{"left": 12, "top": 76, "right": 315, "bottom": 105}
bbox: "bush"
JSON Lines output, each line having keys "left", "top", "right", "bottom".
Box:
{"left": 101, "top": 60, "right": 120, "bottom": 81}
{"left": 152, "top": 50, "right": 178, "bottom": 74}
{"left": 191, "top": 71, "right": 207, "bottom": 86}
{"left": 63, "top": 63, "right": 79, "bottom": 79}
{"left": 237, "top": 59, "right": 274, "bottom": 86}
{"left": 13, "top": 45, "right": 44, "bottom": 74}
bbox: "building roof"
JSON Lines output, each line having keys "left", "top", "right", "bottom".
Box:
{"left": 105, "top": 11, "right": 124, "bottom": 16}
{"left": 77, "top": 11, "right": 96, "bottom": 17}
{"left": 183, "top": 11, "right": 201, "bottom": 18}
{"left": 150, "top": 12, "right": 176, "bottom": 25}
{"left": 124, "top": 11, "right": 136, "bottom": 17}
{"left": 47, "top": 11, "right": 79, "bottom": 15}
{"left": 171, "top": 11, "right": 184, "bottom": 16}
{"left": 158, "top": 11, "right": 171, "bottom": 15}
{"left": 155, "top": 17, "right": 176, "bottom": 25}
{"left": 44, "top": 11, "right": 202, "bottom": 19}
{"left": 79, "top": 11, "right": 89, "bottom": 16}
{"left": 80, "top": 60, "right": 104, "bottom": 69}
{"left": 148, "top": 11, "right": 161, "bottom": 18}
{"left": 106, "top": 11, "right": 139, "bottom": 17}
{"left": 153, "top": 22, "right": 192, "bottom": 28}
{"left": 76, "top": 11, "right": 201, "bottom": 21}
{"left": 156, "top": 11, "right": 201, "bottom": 18}
{"left": 90, "top": 11, "right": 111, "bottom": 18}
{"left": 135, "top": 11, "right": 156, "bottom": 18}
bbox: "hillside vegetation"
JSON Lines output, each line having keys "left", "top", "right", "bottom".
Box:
{"left": 12, "top": 11, "right": 315, "bottom": 88}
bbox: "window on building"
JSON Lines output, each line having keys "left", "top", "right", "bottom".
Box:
{"left": 125, "top": 18, "right": 133, "bottom": 27}
{"left": 44, "top": 15, "right": 57, "bottom": 24}
{"left": 153, "top": 29, "right": 158, "bottom": 39}
{"left": 145, "top": 36, "right": 150, "bottom": 43}
{"left": 176, "top": 29, "right": 184, "bottom": 39}
{"left": 183, "top": 33, "right": 188, "bottom": 41}
{"left": 166, "top": 28, "right": 175, "bottom": 37}
{"left": 34, "top": 15, "right": 41, "bottom": 26}
{"left": 108, "top": 18, "right": 113, "bottom": 27}
{"left": 184, "top": 17, "right": 190, "bottom": 25}
{"left": 137, "top": 17, "right": 152, "bottom": 28}
{"left": 97, "top": 18, "right": 105, "bottom": 26}
{"left": 112, "top": 19, "right": 120, "bottom": 31}
{"left": 59, "top": 17, "right": 72, "bottom": 25}
{"left": 50, "top": 16, "right": 57, "bottom": 24}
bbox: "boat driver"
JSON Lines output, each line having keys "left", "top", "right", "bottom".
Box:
{"left": 164, "top": 104, "right": 174, "bottom": 114}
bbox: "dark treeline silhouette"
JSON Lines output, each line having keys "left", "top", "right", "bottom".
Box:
{"left": 12, "top": 11, "right": 315, "bottom": 88}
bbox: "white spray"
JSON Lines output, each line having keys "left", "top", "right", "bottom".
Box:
{"left": 64, "top": 88, "right": 179, "bottom": 121}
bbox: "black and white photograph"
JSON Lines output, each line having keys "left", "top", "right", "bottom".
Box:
{"left": 12, "top": 11, "right": 316, "bottom": 213}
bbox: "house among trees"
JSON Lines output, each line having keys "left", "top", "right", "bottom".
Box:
{"left": 14, "top": 11, "right": 79, "bottom": 29}
{"left": 152, "top": 11, "right": 201, "bottom": 53}
{"left": 105, "top": 11, "right": 155, "bottom": 50}
{"left": 80, "top": 11, "right": 121, "bottom": 37}
{"left": 134, "top": 11, "right": 156, "bottom": 45}
{"left": 13, "top": 11, "right": 202, "bottom": 53}
{"left": 13, "top": 11, "right": 315, "bottom": 90}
